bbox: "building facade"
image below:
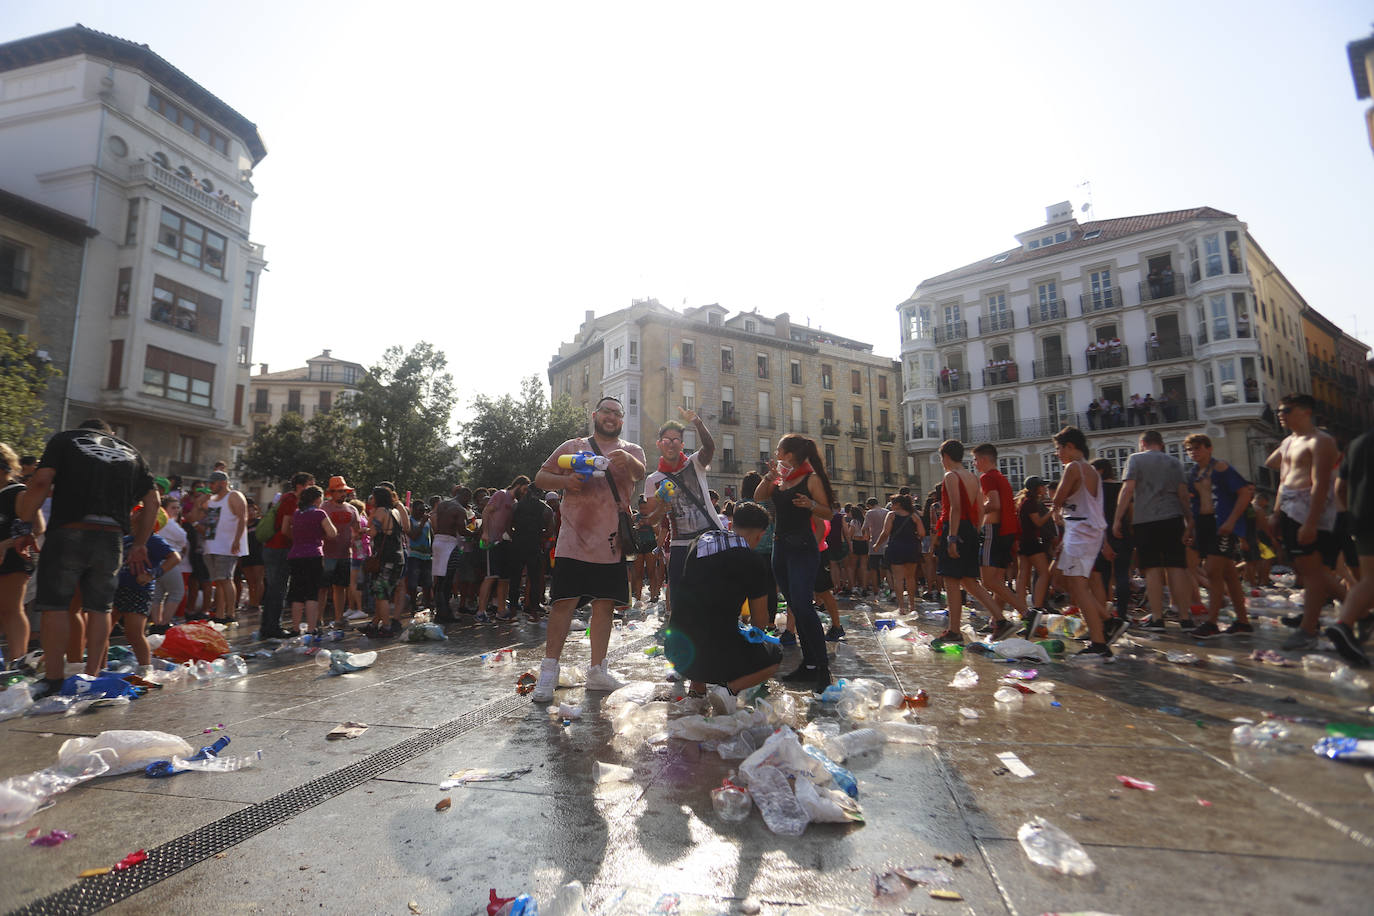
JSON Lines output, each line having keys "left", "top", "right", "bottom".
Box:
{"left": 547, "top": 300, "right": 913, "bottom": 504}
{"left": 1349, "top": 30, "right": 1374, "bottom": 157}
{"left": 0, "top": 25, "right": 267, "bottom": 477}
{"left": 0, "top": 188, "right": 97, "bottom": 432}
{"left": 898, "top": 204, "right": 1309, "bottom": 492}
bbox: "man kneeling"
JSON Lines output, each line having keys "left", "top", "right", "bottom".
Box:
{"left": 664, "top": 502, "right": 780, "bottom": 695}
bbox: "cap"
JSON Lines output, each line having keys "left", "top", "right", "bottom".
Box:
{"left": 327, "top": 475, "right": 352, "bottom": 493}
{"left": 209, "top": 470, "right": 229, "bottom": 482}
{"left": 1023, "top": 475, "right": 1045, "bottom": 491}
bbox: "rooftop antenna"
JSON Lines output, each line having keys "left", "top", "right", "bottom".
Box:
{"left": 1075, "top": 179, "right": 1094, "bottom": 219}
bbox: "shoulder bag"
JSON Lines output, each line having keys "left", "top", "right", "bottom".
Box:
{"left": 588, "top": 440, "right": 655, "bottom": 558}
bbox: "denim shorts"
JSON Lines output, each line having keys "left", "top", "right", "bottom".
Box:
{"left": 35, "top": 526, "right": 123, "bottom": 613}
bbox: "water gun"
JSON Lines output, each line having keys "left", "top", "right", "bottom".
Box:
{"left": 557, "top": 451, "right": 609, "bottom": 481}
{"left": 656, "top": 479, "right": 678, "bottom": 502}
{"left": 740, "top": 625, "right": 781, "bottom": 645}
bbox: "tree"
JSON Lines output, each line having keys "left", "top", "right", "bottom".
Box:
{"left": 237, "top": 409, "right": 367, "bottom": 489}
{"left": 0, "top": 330, "right": 60, "bottom": 455}
{"left": 459, "top": 376, "right": 586, "bottom": 488}
{"left": 343, "top": 342, "right": 459, "bottom": 496}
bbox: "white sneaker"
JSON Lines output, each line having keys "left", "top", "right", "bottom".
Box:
{"left": 344, "top": 609, "right": 368, "bottom": 621}
{"left": 531, "top": 660, "right": 559, "bottom": 704}
{"left": 585, "top": 663, "right": 626, "bottom": 692}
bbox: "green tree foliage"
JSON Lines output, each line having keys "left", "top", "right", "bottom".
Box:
{"left": 459, "top": 376, "right": 586, "bottom": 488}
{"left": 343, "top": 342, "right": 459, "bottom": 495}
{"left": 237, "top": 409, "right": 367, "bottom": 489}
{"left": 0, "top": 330, "right": 60, "bottom": 455}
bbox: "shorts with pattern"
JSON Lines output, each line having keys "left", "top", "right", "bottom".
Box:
{"left": 979, "top": 525, "right": 1013, "bottom": 569}
{"left": 371, "top": 561, "right": 404, "bottom": 600}
{"left": 112, "top": 584, "right": 153, "bottom": 616}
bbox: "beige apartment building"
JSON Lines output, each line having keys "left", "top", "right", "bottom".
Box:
{"left": 547, "top": 299, "right": 912, "bottom": 504}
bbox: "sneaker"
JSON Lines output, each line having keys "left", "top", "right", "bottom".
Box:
{"left": 975, "top": 620, "right": 995, "bottom": 636}
{"left": 474, "top": 611, "right": 492, "bottom": 624}
{"left": 990, "top": 619, "right": 1019, "bottom": 643}
{"left": 930, "top": 632, "right": 964, "bottom": 649}
{"left": 1356, "top": 616, "right": 1373, "bottom": 645}
{"left": 585, "top": 663, "right": 626, "bottom": 692}
{"left": 1136, "top": 617, "right": 1167, "bottom": 633}
{"left": 531, "top": 661, "right": 559, "bottom": 703}
{"left": 780, "top": 664, "right": 820, "bottom": 684}
{"left": 1103, "top": 616, "right": 1131, "bottom": 646}
{"left": 1280, "top": 613, "right": 1304, "bottom": 629}
{"left": 778, "top": 631, "right": 797, "bottom": 648}
{"left": 1280, "top": 629, "right": 1319, "bottom": 652}
{"left": 1020, "top": 609, "right": 1044, "bottom": 640}
{"left": 1189, "top": 621, "right": 1222, "bottom": 640}
{"left": 1325, "top": 623, "right": 1371, "bottom": 668}
{"left": 1222, "top": 621, "right": 1254, "bottom": 636}
{"left": 825, "top": 625, "right": 846, "bottom": 641}
{"left": 1077, "top": 642, "right": 1113, "bottom": 658}
{"left": 344, "top": 609, "right": 368, "bottom": 621}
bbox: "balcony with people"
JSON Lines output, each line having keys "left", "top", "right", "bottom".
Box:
{"left": 982, "top": 360, "right": 1020, "bottom": 387}
{"left": 1084, "top": 340, "right": 1127, "bottom": 372}
{"left": 938, "top": 366, "right": 970, "bottom": 392}
{"left": 1145, "top": 333, "right": 1193, "bottom": 363}
{"left": 1140, "top": 268, "right": 1184, "bottom": 303}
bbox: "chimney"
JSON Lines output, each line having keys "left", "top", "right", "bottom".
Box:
{"left": 1046, "top": 200, "right": 1074, "bottom": 224}
{"left": 259, "top": 363, "right": 269, "bottom": 375}
{"left": 322, "top": 349, "right": 332, "bottom": 358}
{"left": 774, "top": 312, "right": 791, "bottom": 340}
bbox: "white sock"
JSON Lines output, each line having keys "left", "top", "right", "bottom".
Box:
{"left": 540, "top": 657, "right": 558, "bottom": 672}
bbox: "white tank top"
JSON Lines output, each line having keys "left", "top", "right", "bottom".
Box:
{"left": 202, "top": 490, "right": 248, "bottom": 556}
{"left": 1061, "top": 460, "right": 1106, "bottom": 538}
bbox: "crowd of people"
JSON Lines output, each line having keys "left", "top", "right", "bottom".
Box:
{"left": 0, "top": 389, "right": 1370, "bottom": 703}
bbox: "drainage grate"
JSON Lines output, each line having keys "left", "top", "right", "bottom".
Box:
{"left": 10, "top": 637, "right": 650, "bottom": 915}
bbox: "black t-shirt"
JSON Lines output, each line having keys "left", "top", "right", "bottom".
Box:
{"left": 1340, "top": 431, "right": 1374, "bottom": 532}
{"left": 0, "top": 481, "right": 28, "bottom": 574}
{"left": 38, "top": 429, "right": 156, "bottom": 533}
{"left": 671, "top": 530, "right": 771, "bottom": 636}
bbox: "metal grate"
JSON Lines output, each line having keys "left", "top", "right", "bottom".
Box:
{"left": 10, "top": 637, "right": 650, "bottom": 915}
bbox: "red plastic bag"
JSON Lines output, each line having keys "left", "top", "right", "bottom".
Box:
{"left": 155, "top": 622, "right": 229, "bottom": 662}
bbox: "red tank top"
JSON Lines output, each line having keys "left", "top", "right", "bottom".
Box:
{"left": 938, "top": 472, "right": 977, "bottom": 537}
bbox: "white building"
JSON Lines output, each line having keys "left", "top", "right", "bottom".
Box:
{"left": 898, "top": 203, "right": 1303, "bottom": 491}
{"left": 0, "top": 25, "right": 267, "bottom": 477}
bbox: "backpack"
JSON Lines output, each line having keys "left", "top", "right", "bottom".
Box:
{"left": 254, "top": 500, "right": 278, "bottom": 542}
{"left": 512, "top": 493, "right": 547, "bottom": 543}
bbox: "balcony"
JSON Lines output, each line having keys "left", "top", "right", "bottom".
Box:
{"left": 853, "top": 469, "right": 872, "bottom": 483}
{"left": 1085, "top": 347, "right": 1128, "bottom": 373}
{"left": 938, "top": 373, "right": 971, "bottom": 393}
{"left": 719, "top": 406, "right": 738, "bottom": 425}
{"left": 982, "top": 363, "right": 1021, "bottom": 387}
{"left": 790, "top": 419, "right": 810, "bottom": 433}
{"left": 1026, "top": 299, "right": 1069, "bottom": 325}
{"left": 848, "top": 424, "right": 869, "bottom": 439}
{"left": 933, "top": 321, "right": 968, "bottom": 345}
{"left": 129, "top": 160, "right": 244, "bottom": 227}
{"left": 1340, "top": 372, "right": 1358, "bottom": 391}
{"left": 758, "top": 414, "right": 777, "bottom": 429}
{"left": 1138, "top": 274, "right": 1185, "bottom": 303}
{"left": 719, "top": 458, "right": 742, "bottom": 474}
{"left": 938, "top": 399, "right": 1203, "bottom": 444}
{"left": 1079, "top": 287, "right": 1123, "bottom": 316}
{"left": 877, "top": 427, "right": 897, "bottom": 443}
{"left": 978, "top": 312, "right": 1015, "bottom": 335}
{"left": 881, "top": 472, "right": 899, "bottom": 485}
{"left": 1146, "top": 335, "right": 1194, "bottom": 363}
{"left": 1032, "top": 356, "right": 1072, "bottom": 379}
{"left": 1089, "top": 398, "right": 1199, "bottom": 429}
{"left": 681, "top": 353, "right": 697, "bottom": 368}
{"left": 820, "top": 421, "right": 841, "bottom": 437}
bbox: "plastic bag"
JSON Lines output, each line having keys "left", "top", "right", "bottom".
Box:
{"left": 794, "top": 777, "right": 864, "bottom": 823}
{"left": 991, "top": 637, "right": 1052, "bottom": 664}
{"left": 739, "top": 726, "right": 827, "bottom": 786}
{"left": 155, "top": 622, "right": 230, "bottom": 663}
{"left": 949, "top": 667, "right": 979, "bottom": 689}
{"left": 604, "top": 681, "right": 656, "bottom": 707}
{"left": 59, "top": 730, "right": 194, "bottom": 775}
{"left": 1017, "top": 816, "right": 1096, "bottom": 875}
{"left": 0, "top": 685, "right": 33, "bottom": 721}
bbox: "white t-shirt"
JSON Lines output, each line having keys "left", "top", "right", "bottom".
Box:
{"left": 644, "top": 451, "right": 722, "bottom": 545}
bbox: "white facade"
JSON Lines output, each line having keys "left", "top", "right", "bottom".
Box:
{"left": 0, "top": 26, "right": 267, "bottom": 477}
{"left": 898, "top": 204, "right": 1296, "bottom": 489}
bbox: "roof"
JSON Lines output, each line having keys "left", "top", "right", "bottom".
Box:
{"left": 254, "top": 367, "right": 309, "bottom": 381}
{"left": 914, "top": 207, "right": 1238, "bottom": 292}
{"left": 0, "top": 24, "right": 267, "bottom": 165}
{"left": 0, "top": 187, "right": 98, "bottom": 244}
{"left": 1350, "top": 33, "right": 1374, "bottom": 99}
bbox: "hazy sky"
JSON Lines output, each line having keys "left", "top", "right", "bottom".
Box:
{"left": 5, "top": 1, "right": 1373, "bottom": 421}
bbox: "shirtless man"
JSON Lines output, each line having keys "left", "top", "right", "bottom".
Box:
{"left": 1048, "top": 426, "right": 1123, "bottom": 656}
{"left": 430, "top": 485, "right": 468, "bottom": 623}
{"left": 930, "top": 440, "right": 1002, "bottom": 649}
{"left": 1267, "top": 394, "right": 1346, "bottom": 650}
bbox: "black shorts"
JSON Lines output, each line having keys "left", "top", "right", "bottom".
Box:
{"left": 665, "top": 625, "right": 781, "bottom": 685}
{"left": 550, "top": 557, "right": 629, "bottom": 606}
{"left": 1358, "top": 534, "right": 1374, "bottom": 558}
{"left": 35, "top": 527, "right": 122, "bottom": 612}
{"left": 1279, "top": 514, "right": 1339, "bottom": 569}
{"left": 1134, "top": 517, "right": 1186, "bottom": 569}
{"left": 322, "top": 558, "right": 351, "bottom": 589}
{"left": 484, "top": 541, "right": 516, "bottom": 580}
{"left": 1019, "top": 537, "right": 1045, "bottom": 557}
{"left": 850, "top": 540, "right": 869, "bottom": 556}
{"left": 112, "top": 584, "right": 152, "bottom": 617}
{"left": 287, "top": 556, "right": 323, "bottom": 603}
{"left": 936, "top": 520, "right": 981, "bottom": 581}
{"left": 814, "top": 561, "right": 834, "bottom": 593}
{"left": 979, "top": 526, "right": 1013, "bottom": 570}
{"left": 866, "top": 553, "right": 888, "bottom": 571}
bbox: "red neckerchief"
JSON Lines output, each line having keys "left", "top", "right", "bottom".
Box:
{"left": 777, "top": 459, "right": 814, "bottom": 485}
{"left": 657, "top": 453, "right": 689, "bottom": 474}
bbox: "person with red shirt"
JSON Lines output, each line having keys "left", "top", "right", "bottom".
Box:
{"left": 973, "top": 443, "right": 1028, "bottom": 641}
{"left": 261, "top": 472, "right": 313, "bottom": 639}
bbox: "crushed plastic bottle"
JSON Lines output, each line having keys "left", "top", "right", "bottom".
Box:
{"left": 329, "top": 650, "right": 377, "bottom": 674}
{"left": 748, "top": 765, "right": 809, "bottom": 836}
{"left": 1017, "top": 816, "right": 1097, "bottom": 875}
{"left": 949, "top": 667, "right": 979, "bottom": 689}
{"left": 1231, "top": 721, "right": 1291, "bottom": 747}
{"left": 877, "top": 722, "right": 938, "bottom": 745}
{"left": 993, "top": 686, "right": 1024, "bottom": 706}
{"left": 802, "top": 744, "right": 859, "bottom": 798}
{"left": 711, "top": 781, "right": 752, "bottom": 822}
{"left": 823, "top": 727, "right": 884, "bottom": 763}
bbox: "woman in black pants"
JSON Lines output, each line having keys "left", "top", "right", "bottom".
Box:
{"left": 754, "top": 434, "right": 837, "bottom": 692}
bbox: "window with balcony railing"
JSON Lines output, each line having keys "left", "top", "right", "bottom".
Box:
{"left": 151, "top": 275, "right": 222, "bottom": 341}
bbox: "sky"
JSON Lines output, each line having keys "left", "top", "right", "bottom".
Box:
{"left": 4, "top": 1, "right": 1373, "bottom": 423}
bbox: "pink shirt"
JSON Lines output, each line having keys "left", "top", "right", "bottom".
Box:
{"left": 543, "top": 436, "right": 646, "bottom": 564}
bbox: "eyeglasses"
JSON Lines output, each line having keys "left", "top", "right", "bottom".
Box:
{"left": 660, "top": 437, "right": 682, "bottom": 444}
{"left": 597, "top": 407, "right": 624, "bottom": 417}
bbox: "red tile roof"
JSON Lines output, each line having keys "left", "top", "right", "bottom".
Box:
{"left": 915, "top": 207, "right": 1237, "bottom": 291}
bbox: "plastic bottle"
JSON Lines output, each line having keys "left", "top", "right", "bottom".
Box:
{"left": 824, "top": 728, "right": 884, "bottom": 763}
{"left": 877, "top": 722, "right": 938, "bottom": 745}
{"left": 748, "top": 765, "right": 809, "bottom": 835}
{"left": 314, "top": 648, "right": 333, "bottom": 668}
{"left": 1017, "top": 816, "right": 1096, "bottom": 875}
{"left": 836, "top": 693, "right": 870, "bottom": 722}
{"left": 1037, "top": 639, "right": 1065, "bottom": 655}
{"left": 711, "top": 784, "right": 752, "bottom": 822}
{"left": 818, "top": 679, "right": 848, "bottom": 703}
{"left": 949, "top": 666, "right": 979, "bottom": 688}
{"left": 802, "top": 744, "right": 859, "bottom": 798}
{"left": 994, "top": 686, "right": 1024, "bottom": 705}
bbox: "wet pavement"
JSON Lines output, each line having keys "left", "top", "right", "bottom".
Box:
{"left": 2, "top": 595, "right": 1373, "bottom": 916}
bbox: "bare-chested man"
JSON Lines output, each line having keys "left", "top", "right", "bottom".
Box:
{"left": 430, "top": 485, "right": 469, "bottom": 623}
{"left": 929, "top": 440, "right": 1001, "bottom": 648}
{"left": 1267, "top": 394, "right": 1346, "bottom": 650}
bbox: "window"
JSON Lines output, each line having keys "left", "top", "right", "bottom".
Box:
{"left": 238, "top": 326, "right": 252, "bottom": 366}
{"left": 824, "top": 443, "right": 836, "bottom": 470}
{"left": 680, "top": 339, "right": 695, "bottom": 367}
{"left": 998, "top": 456, "right": 1025, "bottom": 492}
{"left": 851, "top": 369, "right": 862, "bottom": 394}
{"left": 0, "top": 238, "right": 31, "bottom": 296}
{"left": 855, "top": 447, "right": 866, "bottom": 477}
{"left": 1035, "top": 280, "right": 1058, "bottom": 320}
{"left": 722, "top": 434, "right": 736, "bottom": 465}
{"left": 721, "top": 346, "right": 734, "bottom": 373}
{"left": 1226, "top": 230, "right": 1242, "bottom": 273}
{"left": 948, "top": 405, "right": 966, "bottom": 441}
{"left": 721, "top": 385, "right": 735, "bottom": 421}
{"left": 179, "top": 434, "right": 198, "bottom": 464}
{"left": 107, "top": 339, "right": 124, "bottom": 389}
{"left": 1165, "top": 442, "right": 1186, "bottom": 464}
{"left": 287, "top": 390, "right": 302, "bottom": 413}
{"left": 821, "top": 364, "right": 833, "bottom": 389}
{"left": 629, "top": 341, "right": 638, "bottom": 366}
{"left": 790, "top": 359, "right": 801, "bottom": 385}
{"left": 744, "top": 318, "right": 757, "bottom": 333}
{"left": 987, "top": 292, "right": 1007, "bottom": 319}
{"left": 757, "top": 390, "right": 770, "bottom": 423}
{"left": 791, "top": 396, "right": 803, "bottom": 428}
{"left": 1046, "top": 391, "right": 1067, "bottom": 429}
{"left": 682, "top": 380, "right": 696, "bottom": 411}
{"left": 759, "top": 437, "right": 771, "bottom": 461}
{"left": 925, "top": 404, "right": 940, "bottom": 439}
{"left": 124, "top": 199, "right": 139, "bottom": 245}
{"left": 143, "top": 345, "right": 213, "bottom": 406}
{"left": 1203, "top": 234, "right": 1223, "bottom": 278}
{"left": 1040, "top": 451, "right": 1063, "bottom": 482}
{"left": 150, "top": 275, "right": 222, "bottom": 340}
{"left": 908, "top": 305, "right": 933, "bottom": 340}
{"left": 921, "top": 353, "right": 936, "bottom": 389}
{"left": 611, "top": 345, "right": 623, "bottom": 371}
{"left": 878, "top": 375, "right": 888, "bottom": 399}
{"left": 148, "top": 89, "right": 230, "bottom": 155}
{"left": 156, "top": 208, "right": 226, "bottom": 277}
{"left": 1218, "top": 359, "right": 1239, "bottom": 405}
{"left": 1096, "top": 447, "right": 1133, "bottom": 480}
{"left": 1204, "top": 365, "right": 1216, "bottom": 407}
{"left": 1233, "top": 293, "right": 1251, "bottom": 338}
{"left": 879, "top": 408, "right": 889, "bottom": 432}
{"left": 881, "top": 451, "right": 892, "bottom": 475}
{"left": 114, "top": 267, "right": 132, "bottom": 315}
{"left": 1082, "top": 229, "right": 1102, "bottom": 240}
{"left": 1088, "top": 267, "right": 1113, "bottom": 309}
{"left": 822, "top": 400, "right": 834, "bottom": 421}
{"left": 254, "top": 388, "right": 268, "bottom": 412}
{"left": 852, "top": 404, "right": 863, "bottom": 428}
{"left": 1189, "top": 241, "right": 1200, "bottom": 283}
{"left": 1210, "top": 294, "right": 1231, "bottom": 341}
{"left": 683, "top": 427, "right": 697, "bottom": 450}
{"left": 582, "top": 365, "right": 590, "bottom": 390}
{"left": 943, "top": 301, "right": 961, "bottom": 326}
{"left": 757, "top": 354, "right": 769, "bottom": 379}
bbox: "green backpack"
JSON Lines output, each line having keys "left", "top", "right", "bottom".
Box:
{"left": 254, "top": 500, "right": 278, "bottom": 542}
